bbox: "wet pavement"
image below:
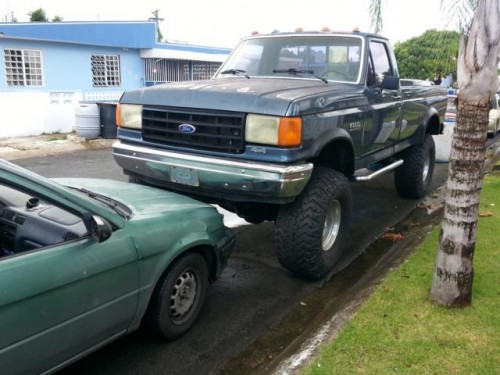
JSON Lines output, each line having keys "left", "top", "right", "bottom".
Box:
{"left": 5, "top": 135, "right": 451, "bottom": 375}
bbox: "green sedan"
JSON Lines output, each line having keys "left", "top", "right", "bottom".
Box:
{"left": 0, "top": 159, "right": 235, "bottom": 374}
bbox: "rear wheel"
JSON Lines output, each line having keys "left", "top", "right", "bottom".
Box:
{"left": 148, "top": 253, "right": 208, "bottom": 340}
{"left": 394, "top": 134, "right": 435, "bottom": 199}
{"left": 276, "top": 167, "right": 352, "bottom": 280}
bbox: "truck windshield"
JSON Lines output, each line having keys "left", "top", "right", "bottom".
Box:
{"left": 216, "top": 35, "right": 363, "bottom": 83}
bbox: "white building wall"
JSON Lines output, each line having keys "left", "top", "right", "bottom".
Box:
{"left": 0, "top": 91, "right": 123, "bottom": 137}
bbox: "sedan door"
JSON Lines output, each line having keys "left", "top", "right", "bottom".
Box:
{"left": 0, "top": 224, "right": 139, "bottom": 374}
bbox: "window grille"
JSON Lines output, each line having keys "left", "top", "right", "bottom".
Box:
{"left": 91, "top": 54, "right": 121, "bottom": 87}
{"left": 192, "top": 61, "right": 221, "bottom": 80}
{"left": 144, "top": 59, "right": 222, "bottom": 83}
{"left": 4, "top": 49, "right": 43, "bottom": 86}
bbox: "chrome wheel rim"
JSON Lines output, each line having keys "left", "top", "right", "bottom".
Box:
{"left": 422, "top": 150, "right": 430, "bottom": 182}
{"left": 322, "top": 200, "right": 342, "bottom": 251}
{"left": 170, "top": 269, "right": 197, "bottom": 323}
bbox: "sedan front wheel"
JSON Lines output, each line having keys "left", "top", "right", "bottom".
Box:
{"left": 148, "top": 253, "right": 209, "bottom": 340}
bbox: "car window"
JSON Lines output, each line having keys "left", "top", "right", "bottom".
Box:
{"left": 0, "top": 182, "right": 88, "bottom": 258}
{"left": 218, "top": 35, "right": 363, "bottom": 83}
{"left": 368, "top": 41, "right": 393, "bottom": 86}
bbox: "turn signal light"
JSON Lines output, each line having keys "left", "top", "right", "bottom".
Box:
{"left": 278, "top": 117, "right": 302, "bottom": 146}
{"left": 245, "top": 114, "right": 302, "bottom": 147}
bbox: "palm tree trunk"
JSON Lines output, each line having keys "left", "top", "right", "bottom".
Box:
{"left": 428, "top": 101, "right": 489, "bottom": 307}
{"left": 429, "top": 0, "right": 500, "bottom": 307}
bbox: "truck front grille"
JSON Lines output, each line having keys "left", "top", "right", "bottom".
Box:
{"left": 142, "top": 107, "right": 245, "bottom": 153}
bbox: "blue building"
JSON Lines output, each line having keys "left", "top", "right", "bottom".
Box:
{"left": 0, "top": 21, "right": 231, "bottom": 137}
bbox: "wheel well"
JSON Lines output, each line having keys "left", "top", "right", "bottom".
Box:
{"left": 426, "top": 114, "right": 442, "bottom": 135}
{"left": 310, "top": 139, "right": 354, "bottom": 176}
{"left": 183, "top": 245, "right": 217, "bottom": 281}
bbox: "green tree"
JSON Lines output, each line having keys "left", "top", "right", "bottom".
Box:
{"left": 394, "top": 29, "right": 460, "bottom": 80}
{"left": 28, "top": 8, "right": 48, "bottom": 22}
{"left": 52, "top": 15, "right": 63, "bottom": 22}
{"left": 369, "top": 0, "right": 500, "bottom": 308}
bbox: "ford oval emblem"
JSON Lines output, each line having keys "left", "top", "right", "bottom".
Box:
{"left": 178, "top": 124, "right": 196, "bottom": 134}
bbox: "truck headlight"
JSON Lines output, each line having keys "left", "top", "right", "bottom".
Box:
{"left": 245, "top": 114, "right": 302, "bottom": 147}
{"left": 116, "top": 104, "right": 143, "bottom": 129}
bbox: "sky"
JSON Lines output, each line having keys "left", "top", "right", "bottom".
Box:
{"left": 1, "top": 0, "right": 448, "bottom": 49}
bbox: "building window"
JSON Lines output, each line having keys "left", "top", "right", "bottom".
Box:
{"left": 144, "top": 58, "right": 222, "bottom": 84}
{"left": 91, "top": 54, "right": 121, "bottom": 87}
{"left": 4, "top": 49, "right": 43, "bottom": 86}
{"left": 192, "top": 61, "right": 221, "bottom": 80}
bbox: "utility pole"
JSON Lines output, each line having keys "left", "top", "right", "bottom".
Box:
{"left": 149, "top": 9, "right": 164, "bottom": 42}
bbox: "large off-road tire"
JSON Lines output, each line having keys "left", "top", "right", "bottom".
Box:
{"left": 276, "top": 167, "right": 352, "bottom": 280}
{"left": 394, "top": 134, "right": 435, "bottom": 199}
{"left": 147, "top": 253, "right": 209, "bottom": 340}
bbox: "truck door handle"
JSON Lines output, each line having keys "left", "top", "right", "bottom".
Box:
{"left": 392, "top": 95, "right": 402, "bottom": 100}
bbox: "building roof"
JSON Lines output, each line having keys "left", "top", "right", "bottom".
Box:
{"left": 0, "top": 21, "right": 231, "bottom": 61}
{"left": 0, "top": 21, "right": 157, "bottom": 48}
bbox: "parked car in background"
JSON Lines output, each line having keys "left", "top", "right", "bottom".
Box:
{"left": 445, "top": 94, "right": 457, "bottom": 124}
{"left": 488, "top": 93, "right": 500, "bottom": 137}
{"left": 0, "top": 159, "right": 234, "bottom": 374}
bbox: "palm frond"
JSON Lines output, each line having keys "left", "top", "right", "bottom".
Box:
{"left": 368, "top": 0, "right": 385, "bottom": 34}
{"left": 440, "top": 0, "right": 477, "bottom": 34}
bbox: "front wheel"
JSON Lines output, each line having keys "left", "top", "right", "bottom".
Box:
{"left": 394, "top": 134, "right": 435, "bottom": 199}
{"left": 147, "top": 253, "right": 209, "bottom": 340}
{"left": 275, "top": 167, "right": 352, "bottom": 280}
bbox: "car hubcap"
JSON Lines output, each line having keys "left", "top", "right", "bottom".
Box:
{"left": 170, "top": 270, "right": 197, "bottom": 323}
{"left": 322, "top": 200, "right": 341, "bottom": 251}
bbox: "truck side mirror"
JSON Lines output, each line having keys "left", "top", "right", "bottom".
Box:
{"left": 381, "top": 76, "right": 400, "bottom": 90}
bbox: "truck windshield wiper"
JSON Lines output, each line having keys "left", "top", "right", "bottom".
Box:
{"left": 272, "top": 68, "right": 328, "bottom": 84}
{"left": 219, "top": 69, "right": 250, "bottom": 79}
{"left": 71, "top": 187, "right": 132, "bottom": 219}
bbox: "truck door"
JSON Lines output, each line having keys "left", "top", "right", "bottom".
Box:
{"left": 360, "top": 39, "right": 402, "bottom": 163}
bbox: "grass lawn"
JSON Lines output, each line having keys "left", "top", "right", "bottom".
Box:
{"left": 303, "top": 170, "right": 500, "bottom": 375}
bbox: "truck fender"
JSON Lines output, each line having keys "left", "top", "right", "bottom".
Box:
{"left": 308, "top": 128, "right": 355, "bottom": 176}
{"left": 309, "top": 127, "right": 354, "bottom": 159}
{"left": 419, "top": 106, "right": 442, "bottom": 140}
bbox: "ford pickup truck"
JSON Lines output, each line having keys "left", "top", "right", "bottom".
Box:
{"left": 113, "top": 31, "right": 447, "bottom": 280}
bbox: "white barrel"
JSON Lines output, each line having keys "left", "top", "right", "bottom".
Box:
{"left": 75, "top": 102, "right": 100, "bottom": 139}
{"left": 433, "top": 121, "right": 455, "bottom": 162}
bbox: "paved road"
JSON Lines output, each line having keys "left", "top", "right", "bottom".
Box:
{"left": 14, "top": 150, "right": 449, "bottom": 375}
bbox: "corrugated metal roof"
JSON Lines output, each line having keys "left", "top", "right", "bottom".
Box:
{"left": 0, "top": 21, "right": 157, "bottom": 49}
{"left": 0, "top": 21, "right": 231, "bottom": 61}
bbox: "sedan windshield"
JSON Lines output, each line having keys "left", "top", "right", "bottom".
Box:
{"left": 216, "top": 35, "right": 363, "bottom": 83}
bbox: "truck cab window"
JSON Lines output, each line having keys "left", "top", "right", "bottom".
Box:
{"left": 369, "top": 41, "right": 393, "bottom": 86}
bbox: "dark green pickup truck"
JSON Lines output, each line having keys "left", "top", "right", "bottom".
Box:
{"left": 113, "top": 31, "right": 447, "bottom": 280}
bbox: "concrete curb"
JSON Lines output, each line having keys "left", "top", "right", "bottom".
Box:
{"left": 0, "top": 134, "right": 115, "bottom": 161}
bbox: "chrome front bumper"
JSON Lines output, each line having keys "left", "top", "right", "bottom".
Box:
{"left": 112, "top": 141, "right": 313, "bottom": 202}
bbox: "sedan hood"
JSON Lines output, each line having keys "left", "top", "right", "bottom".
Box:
{"left": 120, "top": 77, "right": 361, "bottom": 116}
{"left": 53, "top": 178, "right": 211, "bottom": 216}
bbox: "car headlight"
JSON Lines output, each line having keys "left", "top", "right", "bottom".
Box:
{"left": 245, "top": 114, "right": 302, "bottom": 147}
{"left": 116, "top": 104, "right": 143, "bottom": 129}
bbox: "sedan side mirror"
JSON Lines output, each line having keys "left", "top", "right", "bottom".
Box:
{"left": 83, "top": 213, "right": 112, "bottom": 243}
{"left": 90, "top": 216, "right": 112, "bottom": 243}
